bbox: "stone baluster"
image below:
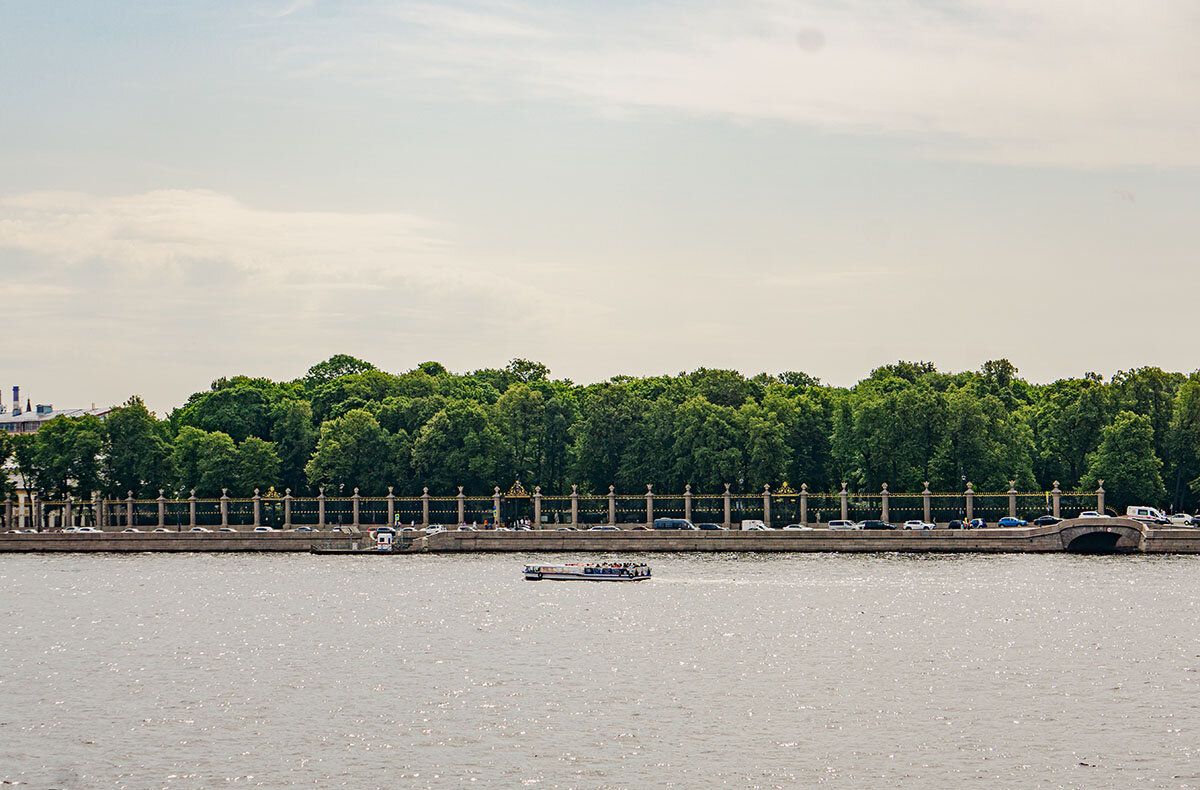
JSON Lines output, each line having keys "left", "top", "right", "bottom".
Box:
{"left": 158, "top": 490, "right": 166, "bottom": 528}
{"left": 492, "top": 487, "right": 502, "bottom": 525}
{"left": 684, "top": 484, "right": 692, "bottom": 523}
{"left": 763, "top": 484, "right": 772, "bottom": 528}
{"left": 1008, "top": 481, "right": 1018, "bottom": 518}
{"left": 880, "top": 483, "right": 889, "bottom": 523}
{"left": 423, "top": 487, "right": 432, "bottom": 527}
{"left": 126, "top": 490, "right": 134, "bottom": 530}
{"left": 1096, "top": 480, "right": 1105, "bottom": 516}
{"left": 800, "top": 483, "right": 808, "bottom": 526}
{"left": 965, "top": 482, "right": 975, "bottom": 522}
{"left": 284, "top": 488, "right": 293, "bottom": 529}
{"left": 352, "top": 487, "right": 361, "bottom": 527}
{"left": 645, "top": 484, "right": 654, "bottom": 527}
{"left": 533, "top": 486, "right": 542, "bottom": 528}
{"left": 840, "top": 482, "right": 849, "bottom": 521}
{"left": 456, "top": 486, "right": 465, "bottom": 525}
{"left": 723, "top": 483, "right": 732, "bottom": 528}
{"left": 188, "top": 490, "right": 197, "bottom": 529}
{"left": 923, "top": 482, "right": 932, "bottom": 525}
{"left": 318, "top": 487, "right": 326, "bottom": 528}
{"left": 608, "top": 485, "right": 617, "bottom": 527}
{"left": 570, "top": 484, "right": 579, "bottom": 528}
{"left": 1052, "top": 481, "right": 1061, "bottom": 518}
{"left": 220, "top": 489, "right": 229, "bottom": 528}
{"left": 64, "top": 494, "right": 73, "bottom": 529}
{"left": 252, "top": 489, "right": 261, "bottom": 528}
{"left": 387, "top": 486, "right": 396, "bottom": 526}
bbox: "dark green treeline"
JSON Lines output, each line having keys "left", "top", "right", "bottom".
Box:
{"left": 7, "top": 355, "right": 1200, "bottom": 513}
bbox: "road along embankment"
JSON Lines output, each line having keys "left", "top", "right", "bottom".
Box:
{"left": 2, "top": 518, "right": 1198, "bottom": 554}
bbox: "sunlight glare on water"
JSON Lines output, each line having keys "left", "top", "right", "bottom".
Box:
{"left": 2, "top": 552, "right": 1200, "bottom": 788}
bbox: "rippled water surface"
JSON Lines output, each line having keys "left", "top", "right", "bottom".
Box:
{"left": 3, "top": 552, "right": 1200, "bottom": 788}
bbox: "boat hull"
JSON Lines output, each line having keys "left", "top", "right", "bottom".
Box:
{"left": 524, "top": 571, "right": 651, "bottom": 581}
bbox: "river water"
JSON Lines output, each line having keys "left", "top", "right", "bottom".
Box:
{"left": 2, "top": 553, "right": 1200, "bottom": 789}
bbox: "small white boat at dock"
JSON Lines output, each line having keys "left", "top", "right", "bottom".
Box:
{"left": 523, "top": 562, "right": 651, "bottom": 581}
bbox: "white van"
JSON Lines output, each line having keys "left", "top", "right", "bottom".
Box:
{"left": 1126, "top": 506, "right": 1168, "bottom": 524}
{"left": 741, "top": 520, "right": 772, "bottom": 530}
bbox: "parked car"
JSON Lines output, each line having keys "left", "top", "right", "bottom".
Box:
{"left": 1032, "top": 515, "right": 1062, "bottom": 526}
{"left": 631, "top": 526, "right": 650, "bottom": 531}
{"left": 291, "top": 526, "right": 315, "bottom": 532}
{"left": 948, "top": 519, "right": 964, "bottom": 529}
{"left": 827, "top": 520, "right": 859, "bottom": 530}
{"left": 152, "top": 527, "right": 172, "bottom": 533}
{"left": 967, "top": 518, "right": 987, "bottom": 529}
{"left": 997, "top": 517, "right": 1027, "bottom": 527}
{"left": 424, "top": 525, "right": 446, "bottom": 534}
{"left": 858, "top": 520, "right": 897, "bottom": 530}
{"left": 515, "top": 525, "right": 534, "bottom": 531}
{"left": 901, "top": 520, "right": 934, "bottom": 530}
{"left": 122, "top": 528, "right": 143, "bottom": 533}
{"left": 219, "top": 527, "right": 238, "bottom": 532}
{"left": 696, "top": 523, "right": 728, "bottom": 530}
{"left": 740, "top": 520, "right": 773, "bottom": 530}
{"left": 1167, "top": 513, "right": 1198, "bottom": 526}
{"left": 654, "top": 518, "right": 699, "bottom": 530}
{"left": 1078, "top": 511, "right": 1103, "bottom": 518}
{"left": 782, "top": 524, "right": 814, "bottom": 531}
{"left": 588, "top": 525, "right": 620, "bottom": 531}
{"left": 556, "top": 526, "right": 577, "bottom": 531}
{"left": 189, "top": 527, "right": 212, "bottom": 533}
{"left": 253, "top": 526, "right": 277, "bottom": 532}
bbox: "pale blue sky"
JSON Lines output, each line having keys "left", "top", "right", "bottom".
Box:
{"left": 2, "top": 0, "right": 1198, "bottom": 414}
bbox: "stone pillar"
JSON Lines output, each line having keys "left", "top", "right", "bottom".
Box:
{"left": 1096, "top": 480, "right": 1105, "bottom": 516}
{"left": 126, "top": 491, "right": 134, "bottom": 530}
{"left": 533, "top": 486, "right": 542, "bottom": 527}
{"left": 840, "top": 482, "right": 849, "bottom": 521}
{"left": 1008, "top": 481, "right": 1018, "bottom": 518}
{"left": 965, "top": 482, "right": 975, "bottom": 521}
{"left": 252, "top": 489, "right": 261, "bottom": 528}
{"left": 1052, "top": 481, "right": 1061, "bottom": 518}
{"left": 880, "top": 483, "right": 889, "bottom": 523}
{"left": 456, "top": 486, "right": 465, "bottom": 525}
{"left": 388, "top": 486, "right": 396, "bottom": 526}
{"left": 317, "top": 488, "right": 326, "bottom": 528}
{"left": 684, "top": 484, "right": 692, "bottom": 522}
{"left": 570, "top": 484, "right": 579, "bottom": 528}
{"left": 188, "top": 490, "right": 197, "bottom": 528}
{"left": 800, "top": 484, "right": 808, "bottom": 525}
{"left": 352, "top": 488, "right": 361, "bottom": 527}
{"left": 220, "top": 489, "right": 229, "bottom": 528}
{"left": 94, "top": 491, "right": 103, "bottom": 529}
{"left": 64, "top": 494, "right": 73, "bottom": 529}
{"left": 608, "top": 485, "right": 617, "bottom": 526}
{"left": 284, "top": 489, "right": 293, "bottom": 529}
{"left": 493, "top": 487, "right": 502, "bottom": 525}
{"left": 763, "top": 485, "right": 772, "bottom": 528}
{"left": 422, "top": 487, "right": 431, "bottom": 527}
{"left": 723, "top": 483, "right": 732, "bottom": 528}
{"left": 158, "top": 490, "right": 166, "bottom": 528}
{"left": 923, "top": 482, "right": 932, "bottom": 524}
{"left": 645, "top": 484, "right": 654, "bottom": 527}
{"left": 3, "top": 495, "right": 10, "bottom": 530}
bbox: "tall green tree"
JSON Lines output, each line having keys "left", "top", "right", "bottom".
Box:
{"left": 33, "top": 415, "right": 106, "bottom": 498}
{"left": 106, "top": 396, "right": 173, "bottom": 497}
{"left": 270, "top": 399, "right": 316, "bottom": 493}
{"left": 411, "top": 400, "right": 504, "bottom": 493}
{"left": 1081, "top": 411, "right": 1166, "bottom": 511}
{"left": 234, "top": 436, "right": 281, "bottom": 496}
{"left": 305, "top": 409, "right": 400, "bottom": 494}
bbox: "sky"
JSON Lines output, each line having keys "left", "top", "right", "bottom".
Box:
{"left": 2, "top": 0, "right": 1198, "bottom": 415}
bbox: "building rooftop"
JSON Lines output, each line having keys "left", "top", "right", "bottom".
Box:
{"left": 0, "top": 406, "right": 112, "bottom": 433}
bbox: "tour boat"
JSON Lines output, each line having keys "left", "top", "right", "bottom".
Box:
{"left": 523, "top": 562, "right": 651, "bottom": 581}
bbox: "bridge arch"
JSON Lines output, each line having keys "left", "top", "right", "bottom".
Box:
{"left": 1056, "top": 518, "right": 1145, "bottom": 554}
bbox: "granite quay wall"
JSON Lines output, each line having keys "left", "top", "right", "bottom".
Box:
{"left": 2, "top": 481, "right": 1102, "bottom": 532}
{"left": 0, "top": 532, "right": 353, "bottom": 553}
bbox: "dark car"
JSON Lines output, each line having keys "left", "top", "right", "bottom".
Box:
{"left": 696, "top": 522, "right": 727, "bottom": 530}
{"left": 948, "top": 519, "right": 964, "bottom": 530}
{"left": 857, "top": 520, "right": 897, "bottom": 530}
{"left": 1032, "top": 515, "right": 1062, "bottom": 526}
{"left": 653, "top": 518, "right": 698, "bottom": 530}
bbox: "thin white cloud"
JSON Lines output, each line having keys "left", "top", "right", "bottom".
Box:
{"left": 282, "top": 0, "right": 1200, "bottom": 167}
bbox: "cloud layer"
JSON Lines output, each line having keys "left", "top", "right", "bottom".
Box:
{"left": 276, "top": 0, "right": 1200, "bottom": 167}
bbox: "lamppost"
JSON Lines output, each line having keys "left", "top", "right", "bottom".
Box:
{"left": 338, "top": 482, "right": 344, "bottom": 529}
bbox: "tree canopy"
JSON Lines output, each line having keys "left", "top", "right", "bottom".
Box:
{"left": 6, "top": 356, "right": 1200, "bottom": 512}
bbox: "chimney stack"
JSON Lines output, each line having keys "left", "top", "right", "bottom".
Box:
{"left": 12, "top": 386, "right": 19, "bottom": 416}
